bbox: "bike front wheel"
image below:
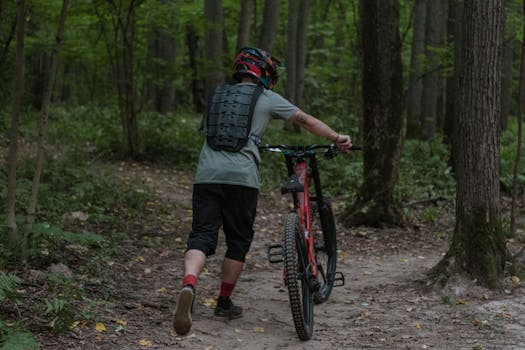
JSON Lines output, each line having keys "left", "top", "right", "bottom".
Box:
{"left": 283, "top": 212, "right": 314, "bottom": 340}
{"left": 311, "top": 199, "right": 337, "bottom": 304}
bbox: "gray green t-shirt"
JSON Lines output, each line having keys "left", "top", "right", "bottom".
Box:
{"left": 195, "top": 83, "right": 298, "bottom": 189}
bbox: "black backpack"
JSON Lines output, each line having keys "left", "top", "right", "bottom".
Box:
{"left": 206, "top": 84, "right": 263, "bottom": 152}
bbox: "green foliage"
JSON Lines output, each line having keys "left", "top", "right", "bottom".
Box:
{"left": 139, "top": 110, "right": 202, "bottom": 167}
{"left": 32, "top": 223, "right": 104, "bottom": 247}
{"left": 44, "top": 297, "right": 76, "bottom": 334}
{"left": 397, "top": 139, "right": 456, "bottom": 202}
{"left": 46, "top": 105, "right": 122, "bottom": 155}
{"left": 0, "top": 273, "right": 21, "bottom": 303}
{"left": 0, "top": 274, "right": 38, "bottom": 350}
{"left": 0, "top": 320, "right": 38, "bottom": 350}
{"left": 500, "top": 118, "right": 525, "bottom": 193}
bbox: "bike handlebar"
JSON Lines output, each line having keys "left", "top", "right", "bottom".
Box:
{"left": 259, "top": 144, "right": 362, "bottom": 159}
{"left": 259, "top": 143, "right": 361, "bottom": 153}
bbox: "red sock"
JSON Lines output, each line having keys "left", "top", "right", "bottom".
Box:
{"left": 219, "top": 282, "right": 235, "bottom": 298}
{"left": 182, "top": 274, "right": 197, "bottom": 289}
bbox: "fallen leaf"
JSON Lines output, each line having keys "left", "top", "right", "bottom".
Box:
{"left": 136, "top": 256, "right": 146, "bottom": 263}
{"left": 115, "top": 319, "right": 127, "bottom": 326}
{"left": 511, "top": 276, "right": 520, "bottom": 285}
{"left": 139, "top": 339, "right": 152, "bottom": 347}
{"left": 253, "top": 326, "right": 265, "bottom": 333}
{"left": 156, "top": 287, "right": 167, "bottom": 293}
{"left": 415, "top": 323, "right": 421, "bottom": 329}
{"left": 95, "top": 322, "right": 106, "bottom": 332}
{"left": 203, "top": 298, "right": 217, "bottom": 308}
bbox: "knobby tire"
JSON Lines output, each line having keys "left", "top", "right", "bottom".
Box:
{"left": 312, "top": 200, "right": 338, "bottom": 304}
{"left": 283, "top": 213, "right": 313, "bottom": 340}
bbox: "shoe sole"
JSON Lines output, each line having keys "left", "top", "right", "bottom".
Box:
{"left": 214, "top": 309, "right": 243, "bottom": 320}
{"left": 173, "top": 289, "right": 193, "bottom": 335}
{"left": 214, "top": 313, "right": 243, "bottom": 320}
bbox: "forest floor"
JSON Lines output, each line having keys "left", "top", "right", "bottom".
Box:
{"left": 34, "top": 161, "right": 525, "bottom": 350}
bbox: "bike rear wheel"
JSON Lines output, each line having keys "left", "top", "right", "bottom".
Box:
{"left": 311, "top": 199, "right": 337, "bottom": 304}
{"left": 283, "top": 212, "right": 313, "bottom": 340}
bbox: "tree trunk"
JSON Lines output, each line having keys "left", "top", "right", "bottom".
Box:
{"left": 444, "top": 0, "right": 463, "bottom": 176}
{"left": 237, "top": 0, "right": 255, "bottom": 51}
{"left": 6, "top": 0, "right": 26, "bottom": 254}
{"left": 24, "top": 0, "right": 69, "bottom": 260}
{"left": 116, "top": 2, "right": 138, "bottom": 158}
{"left": 97, "top": 0, "right": 140, "bottom": 158}
{"left": 421, "top": 0, "right": 445, "bottom": 140}
{"left": 186, "top": 24, "right": 204, "bottom": 112}
{"left": 285, "top": 0, "right": 298, "bottom": 103}
{"left": 433, "top": 0, "right": 506, "bottom": 289}
{"left": 406, "top": 0, "right": 426, "bottom": 139}
{"left": 343, "top": 0, "right": 404, "bottom": 227}
{"left": 204, "top": 0, "right": 224, "bottom": 94}
{"left": 295, "top": 0, "right": 309, "bottom": 107}
{"left": 258, "top": 0, "right": 280, "bottom": 51}
{"left": 146, "top": 25, "right": 177, "bottom": 113}
{"left": 0, "top": 16, "right": 17, "bottom": 83}
{"left": 510, "top": 0, "right": 525, "bottom": 237}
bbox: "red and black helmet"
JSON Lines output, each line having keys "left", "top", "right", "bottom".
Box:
{"left": 233, "top": 47, "right": 281, "bottom": 89}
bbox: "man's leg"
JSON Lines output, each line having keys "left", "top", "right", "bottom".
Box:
{"left": 182, "top": 249, "right": 206, "bottom": 289}
{"left": 214, "top": 185, "right": 259, "bottom": 319}
{"left": 214, "top": 257, "right": 245, "bottom": 319}
{"left": 174, "top": 184, "right": 222, "bottom": 335}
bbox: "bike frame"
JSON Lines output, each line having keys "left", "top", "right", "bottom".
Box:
{"left": 283, "top": 147, "right": 328, "bottom": 279}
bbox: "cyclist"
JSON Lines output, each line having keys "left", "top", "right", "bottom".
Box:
{"left": 173, "top": 46, "right": 352, "bottom": 335}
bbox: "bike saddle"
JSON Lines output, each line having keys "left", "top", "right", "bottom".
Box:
{"left": 281, "top": 174, "right": 305, "bottom": 194}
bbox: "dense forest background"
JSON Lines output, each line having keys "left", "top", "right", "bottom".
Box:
{"left": 1, "top": 0, "right": 525, "bottom": 348}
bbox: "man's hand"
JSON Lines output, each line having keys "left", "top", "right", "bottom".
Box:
{"left": 334, "top": 134, "right": 352, "bottom": 151}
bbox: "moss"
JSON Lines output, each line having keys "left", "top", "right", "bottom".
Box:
{"left": 452, "top": 206, "right": 507, "bottom": 289}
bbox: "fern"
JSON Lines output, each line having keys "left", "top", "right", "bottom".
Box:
{"left": 0, "top": 273, "right": 21, "bottom": 303}
{"left": 32, "top": 223, "right": 104, "bottom": 247}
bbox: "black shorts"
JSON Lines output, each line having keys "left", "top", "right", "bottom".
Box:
{"left": 186, "top": 184, "right": 259, "bottom": 262}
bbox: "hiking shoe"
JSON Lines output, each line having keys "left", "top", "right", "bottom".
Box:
{"left": 173, "top": 286, "right": 194, "bottom": 335}
{"left": 214, "top": 297, "right": 243, "bottom": 319}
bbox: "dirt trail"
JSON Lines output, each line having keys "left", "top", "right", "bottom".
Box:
{"left": 37, "top": 163, "right": 525, "bottom": 350}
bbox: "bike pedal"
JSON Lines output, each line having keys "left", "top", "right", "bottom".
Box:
{"left": 267, "top": 243, "right": 284, "bottom": 264}
{"left": 329, "top": 272, "right": 345, "bottom": 287}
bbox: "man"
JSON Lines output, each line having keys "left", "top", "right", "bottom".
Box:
{"left": 173, "top": 47, "right": 351, "bottom": 335}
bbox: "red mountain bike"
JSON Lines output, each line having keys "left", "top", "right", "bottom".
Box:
{"left": 260, "top": 144, "right": 360, "bottom": 340}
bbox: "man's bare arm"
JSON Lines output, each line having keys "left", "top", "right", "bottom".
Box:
{"left": 289, "top": 109, "right": 352, "bottom": 150}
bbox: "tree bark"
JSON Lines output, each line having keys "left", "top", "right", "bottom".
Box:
{"left": 343, "top": 0, "right": 404, "bottom": 227}
{"left": 24, "top": 0, "right": 69, "bottom": 259}
{"left": 433, "top": 0, "right": 506, "bottom": 289}
{"left": 444, "top": 0, "right": 463, "bottom": 176}
{"left": 6, "top": 0, "right": 26, "bottom": 254}
{"left": 185, "top": 24, "right": 204, "bottom": 112}
{"left": 146, "top": 24, "right": 177, "bottom": 113}
{"left": 0, "top": 15, "right": 17, "bottom": 83}
{"left": 258, "top": 0, "right": 280, "bottom": 51}
{"left": 285, "top": 0, "right": 298, "bottom": 103}
{"left": 421, "top": 0, "right": 445, "bottom": 140}
{"left": 204, "top": 0, "right": 224, "bottom": 94}
{"left": 237, "top": 0, "right": 255, "bottom": 51}
{"left": 510, "top": 0, "right": 525, "bottom": 237}
{"left": 295, "top": 0, "right": 309, "bottom": 107}
{"left": 406, "top": 0, "right": 426, "bottom": 139}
